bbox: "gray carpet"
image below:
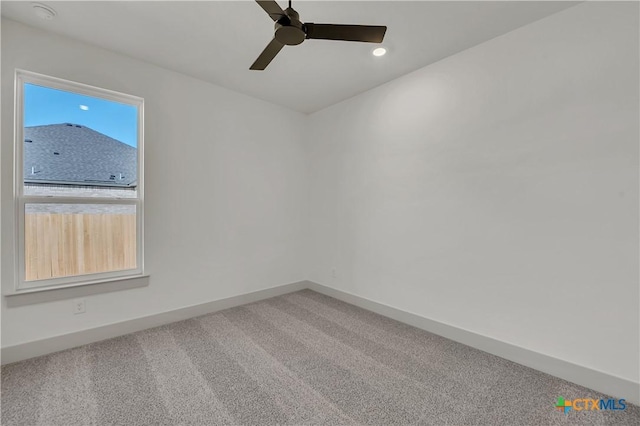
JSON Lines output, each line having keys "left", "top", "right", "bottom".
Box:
{"left": 2, "top": 289, "right": 638, "bottom": 425}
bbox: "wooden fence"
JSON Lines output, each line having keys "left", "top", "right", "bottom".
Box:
{"left": 25, "top": 213, "right": 136, "bottom": 281}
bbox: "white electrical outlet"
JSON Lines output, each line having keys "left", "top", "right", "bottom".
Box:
{"left": 72, "top": 298, "right": 86, "bottom": 314}
{"left": 331, "top": 268, "right": 337, "bottom": 279}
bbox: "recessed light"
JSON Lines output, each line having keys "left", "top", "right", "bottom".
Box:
{"left": 372, "top": 47, "right": 387, "bottom": 57}
{"left": 32, "top": 3, "right": 56, "bottom": 20}
{"left": 79, "top": 105, "right": 89, "bottom": 111}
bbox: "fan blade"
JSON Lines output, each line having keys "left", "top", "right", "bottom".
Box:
{"left": 256, "top": 0, "right": 285, "bottom": 21}
{"left": 305, "top": 23, "right": 387, "bottom": 43}
{"left": 250, "top": 38, "right": 285, "bottom": 70}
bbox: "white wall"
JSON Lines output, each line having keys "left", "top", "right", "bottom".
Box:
{"left": 1, "top": 19, "right": 309, "bottom": 347}
{"left": 306, "top": 1, "right": 639, "bottom": 384}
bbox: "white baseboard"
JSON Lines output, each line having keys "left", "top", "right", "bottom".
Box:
{"left": 307, "top": 281, "right": 640, "bottom": 406}
{"left": 3, "top": 279, "right": 637, "bottom": 406}
{"left": 1, "top": 280, "right": 309, "bottom": 366}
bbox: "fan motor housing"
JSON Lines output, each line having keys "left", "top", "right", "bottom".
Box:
{"left": 275, "top": 24, "right": 305, "bottom": 45}
{"left": 275, "top": 7, "right": 306, "bottom": 45}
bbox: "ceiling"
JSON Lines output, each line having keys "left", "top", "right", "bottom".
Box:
{"left": 1, "top": 1, "right": 578, "bottom": 113}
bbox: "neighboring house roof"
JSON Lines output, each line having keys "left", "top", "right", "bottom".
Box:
{"left": 24, "top": 123, "right": 137, "bottom": 187}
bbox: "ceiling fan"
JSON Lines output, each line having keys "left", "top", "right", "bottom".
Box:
{"left": 250, "top": 0, "right": 387, "bottom": 70}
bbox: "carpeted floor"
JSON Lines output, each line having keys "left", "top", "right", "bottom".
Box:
{"left": 2, "top": 289, "right": 638, "bottom": 425}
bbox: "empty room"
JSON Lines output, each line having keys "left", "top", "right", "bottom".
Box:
{"left": 1, "top": 1, "right": 638, "bottom": 425}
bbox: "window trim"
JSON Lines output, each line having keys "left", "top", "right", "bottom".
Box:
{"left": 11, "top": 69, "right": 145, "bottom": 294}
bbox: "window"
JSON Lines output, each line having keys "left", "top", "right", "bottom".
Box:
{"left": 14, "top": 70, "right": 144, "bottom": 291}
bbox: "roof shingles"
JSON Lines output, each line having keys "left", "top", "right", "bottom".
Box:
{"left": 24, "top": 124, "right": 137, "bottom": 187}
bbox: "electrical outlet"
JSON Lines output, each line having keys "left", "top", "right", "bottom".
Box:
{"left": 72, "top": 298, "right": 86, "bottom": 315}
{"left": 331, "top": 268, "right": 337, "bottom": 279}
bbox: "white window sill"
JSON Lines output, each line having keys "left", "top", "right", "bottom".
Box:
{"left": 4, "top": 274, "right": 150, "bottom": 307}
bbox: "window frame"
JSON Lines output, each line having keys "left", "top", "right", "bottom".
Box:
{"left": 12, "top": 69, "right": 145, "bottom": 293}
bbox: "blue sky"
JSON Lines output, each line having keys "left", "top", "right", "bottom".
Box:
{"left": 24, "top": 83, "right": 138, "bottom": 147}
